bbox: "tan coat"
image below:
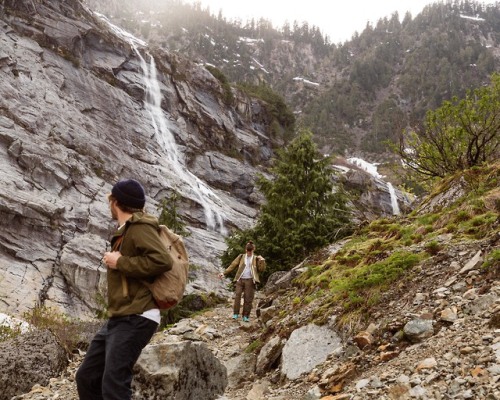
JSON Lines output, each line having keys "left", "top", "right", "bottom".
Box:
{"left": 223, "top": 253, "right": 266, "bottom": 284}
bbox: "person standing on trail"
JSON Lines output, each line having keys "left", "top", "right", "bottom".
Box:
{"left": 76, "top": 179, "right": 173, "bottom": 400}
{"left": 219, "top": 241, "right": 266, "bottom": 322}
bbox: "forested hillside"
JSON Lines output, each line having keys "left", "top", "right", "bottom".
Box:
{"left": 84, "top": 0, "right": 500, "bottom": 157}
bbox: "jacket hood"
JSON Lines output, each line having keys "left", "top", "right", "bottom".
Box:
{"left": 127, "top": 212, "right": 160, "bottom": 228}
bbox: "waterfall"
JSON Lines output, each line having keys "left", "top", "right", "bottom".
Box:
{"left": 136, "top": 52, "right": 226, "bottom": 232}
{"left": 386, "top": 182, "right": 400, "bottom": 216}
{"left": 347, "top": 157, "right": 400, "bottom": 216}
{"left": 95, "top": 13, "right": 226, "bottom": 233}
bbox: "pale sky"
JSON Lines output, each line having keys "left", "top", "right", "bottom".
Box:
{"left": 186, "top": 0, "right": 436, "bottom": 43}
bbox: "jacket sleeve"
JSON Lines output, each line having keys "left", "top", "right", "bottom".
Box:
{"left": 116, "top": 224, "right": 173, "bottom": 279}
{"left": 224, "top": 254, "right": 242, "bottom": 275}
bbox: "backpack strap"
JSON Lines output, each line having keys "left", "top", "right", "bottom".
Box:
{"left": 112, "top": 234, "right": 129, "bottom": 299}
{"left": 112, "top": 235, "right": 124, "bottom": 251}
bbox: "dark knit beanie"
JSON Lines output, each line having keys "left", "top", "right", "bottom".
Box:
{"left": 111, "top": 179, "right": 146, "bottom": 209}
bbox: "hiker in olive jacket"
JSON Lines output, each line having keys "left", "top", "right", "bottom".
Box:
{"left": 219, "top": 241, "right": 265, "bottom": 322}
{"left": 105, "top": 212, "right": 172, "bottom": 317}
{"left": 76, "top": 179, "right": 173, "bottom": 400}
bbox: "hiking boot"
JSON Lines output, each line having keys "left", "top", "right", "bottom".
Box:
{"left": 232, "top": 314, "right": 239, "bottom": 320}
{"left": 242, "top": 316, "right": 250, "bottom": 322}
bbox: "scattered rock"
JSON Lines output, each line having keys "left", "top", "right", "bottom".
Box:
{"left": 0, "top": 330, "right": 67, "bottom": 400}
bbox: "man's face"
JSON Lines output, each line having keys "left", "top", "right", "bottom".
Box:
{"left": 109, "top": 199, "right": 118, "bottom": 220}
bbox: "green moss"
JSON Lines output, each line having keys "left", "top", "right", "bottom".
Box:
{"left": 470, "top": 212, "right": 497, "bottom": 227}
{"left": 236, "top": 82, "right": 295, "bottom": 138}
{"left": 0, "top": 324, "right": 22, "bottom": 342}
{"left": 412, "top": 233, "right": 424, "bottom": 243}
{"left": 424, "top": 240, "right": 441, "bottom": 255}
{"left": 205, "top": 65, "right": 234, "bottom": 105}
{"left": 418, "top": 213, "right": 440, "bottom": 226}
{"left": 365, "top": 218, "right": 392, "bottom": 232}
{"left": 482, "top": 249, "right": 500, "bottom": 271}
{"left": 189, "top": 264, "right": 201, "bottom": 271}
{"left": 399, "top": 226, "right": 415, "bottom": 242}
{"left": 160, "top": 292, "right": 225, "bottom": 328}
{"left": 338, "top": 253, "right": 419, "bottom": 310}
{"left": 455, "top": 210, "right": 470, "bottom": 222}
{"left": 304, "top": 289, "right": 324, "bottom": 304}
{"left": 337, "top": 253, "right": 362, "bottom": 267}
{"left": 386, "top": 224, "right": 403, "bottom": 237}
{"left": 245, "top": 339, "right": 263, "bottom": 353}
{"left": 454, "top": 211, "right": 498, "bottom": 239}
{"left": 445, "top": 223, "right": 458, "bottom": 233}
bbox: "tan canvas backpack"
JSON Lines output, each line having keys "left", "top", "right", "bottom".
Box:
{"left": 141, "top": 225, "right": 189, "bottom": 309}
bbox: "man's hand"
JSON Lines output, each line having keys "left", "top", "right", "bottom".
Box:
{"left": 103, "top": 251, "right": 122, "bottom": 270}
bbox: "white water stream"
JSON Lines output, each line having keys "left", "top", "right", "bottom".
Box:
{"left": 96, "top": 13, "right": 227, "bottom": 232}
{"left": 347, "top": 158, "right": 400, "bottom": 216}
{"left": 136, "top": 52, "right": 226, "bottom": 232}
{"left": 386, "top": 182, "right": 401, "bottom": 216}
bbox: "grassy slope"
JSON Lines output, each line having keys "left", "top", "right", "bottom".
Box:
{"left": 273, "top": 162, "right": 500, "bottom": 337}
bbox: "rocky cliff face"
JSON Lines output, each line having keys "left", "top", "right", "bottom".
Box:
{"left": 0, "top": 0, "right": 414, "bottom": 321}
{"left": 0, "top": 0, "right": 278, "bottom": 318}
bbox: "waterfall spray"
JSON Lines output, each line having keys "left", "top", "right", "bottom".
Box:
{"left": 136, "top": 51, "right": 226, "bottom": 232}
{"left": 347, "top": 157, "right": 400, "bottom": 216}
{"left": 96, "top": 12, "right": 226, "bottom": 233}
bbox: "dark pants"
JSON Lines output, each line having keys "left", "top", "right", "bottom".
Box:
{"left": 76, "top": 315, "right": 158, "bottom": 400}
{"left": 233, "top": 278, "right": 256, "bottom": 318}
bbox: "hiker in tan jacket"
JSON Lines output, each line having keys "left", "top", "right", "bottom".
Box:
{"left": 219, "top": 241, "right": 265, "bottom": 322}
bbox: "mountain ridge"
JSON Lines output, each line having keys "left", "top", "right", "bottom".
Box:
{"left": 84, "top": 0, "right": 500, "bottom": 158}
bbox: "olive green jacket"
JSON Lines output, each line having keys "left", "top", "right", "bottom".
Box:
{"left": 107, "top": 212, "right": 173, "bottom": 317}
{"left": 223, "top": 253, "right": 266, "bottom": 284}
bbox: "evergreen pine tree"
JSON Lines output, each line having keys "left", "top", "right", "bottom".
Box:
{"left": 222, "top": 130, "right": 352, "bottom": 282}
{"left": 157, "top": 191, "right": 190, "bottom": 237}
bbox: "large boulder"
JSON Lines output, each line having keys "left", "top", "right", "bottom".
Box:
{"left": 0, "top": 329, "right": 67, "bottom": 400}
{"left": 281, "top": 324, "right": 343, "bottom": 381}
{"left": 132, "top": 337, "right": 227, "bottom": 400}
{"left": 256, "top": 335, "right": 283, "bottom": 376}
{"left": 224, "top": 352, "right": 257, "bottom": 389}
